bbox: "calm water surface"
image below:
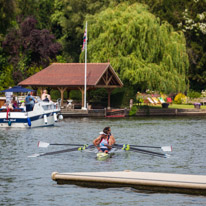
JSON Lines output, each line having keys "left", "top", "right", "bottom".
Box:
{"left": 0, "top": 116, "right": 206, "bottom": 206}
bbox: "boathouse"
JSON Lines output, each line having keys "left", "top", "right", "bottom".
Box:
{"left": 18, "top": 63, "right": 123, "bottom": 109}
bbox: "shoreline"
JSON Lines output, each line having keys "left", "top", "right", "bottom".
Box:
{"left": 61, "top": 108, "right": 206, "bottom": 118}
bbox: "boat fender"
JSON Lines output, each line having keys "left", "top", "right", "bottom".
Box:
{"left": 8, "top": 120, "right": 12, "bottom": 126}
{"left": 53, "top": 113, "right": 57, "bottom": 122}
{"left": 27, "top": 117, "right": 31, "bottom": 127}
{"left": 44, "top": 114, "right": 48, "bottom": 124}
{"left": 58, "top": 114, "right": 63, "bottom": 120}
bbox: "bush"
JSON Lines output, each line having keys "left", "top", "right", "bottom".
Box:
{"left": 89, "top": 88, "right": 107, "bottom": 104}
{"left": 129, "top": 105, "right": 137, "bottom": 116}
{"left": 174, "top": 93, "right": 187, "bottom": 104}
{"left": 111, "top": 86, "right": 136, "bottom": 108}
{"left": 70, "top": 90, "right": 81, "bottom": 100}
{"left": 187, "top": 90, "right": 201, "bottom": 98}
{"left": 136, "top": 92, "right": 144, "bottom": 104}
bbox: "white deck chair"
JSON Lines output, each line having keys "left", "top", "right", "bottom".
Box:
{"left": 147, "top": 97, "right": 155, "bottom": 105}
{"left": 152, "top": 97, "right": 159, "bottom": 104}
{"left": 158, "top": 97, "right": 165, "bottom": 104}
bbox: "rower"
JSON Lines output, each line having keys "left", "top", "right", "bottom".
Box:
{"left": 93, "top": 127, "right": 115, "bottom": 153}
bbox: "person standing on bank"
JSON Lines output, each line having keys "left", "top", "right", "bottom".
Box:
{"left": 93, "top": 127, "right": 116, "bottom": 153}
{"left": 25, "top": 92, "right": 35, "bottom": 111}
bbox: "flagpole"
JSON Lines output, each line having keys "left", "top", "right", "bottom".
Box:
{"left": 83, "top": 21, "right": 87, "bottom": 110}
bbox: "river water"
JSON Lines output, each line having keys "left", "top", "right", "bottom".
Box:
{"left": 0, "top": 116, "right": 206, "bottom": 205}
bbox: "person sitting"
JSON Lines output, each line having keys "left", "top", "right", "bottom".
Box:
{"left": 43, "top": 95, "right": 50, "bottom": 102}
{"left": 105, "top": 126, "right": 116, "bottom": 145}
{"left": 41, "top": 90, "right": 51, "bottom": 102}
{"left": 25, "top": 92, "right": 35, "bottom": 112}
{"left": 93, "top": 127, "right": 116, "bottom": 153}
{"left": 12, "top": 96, "right": 18, "bottom": 109}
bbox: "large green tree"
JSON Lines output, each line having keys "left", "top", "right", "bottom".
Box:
{"left": 134, "top": 0, "right": 206, "bottom": 90}
{"left": 0, "top": 0, "right": 16, "bottom": 37}
{"left": 16, "top": 0, "right": 55, "bottom": 31}
{"left": 177, "top": 0, "right": 206, "bottom": 91}
{"left": 51, "top": 0, "right": 111, "bottom": 62}
{"left": 81, "top": 3, "right": 189, "bottom": 93}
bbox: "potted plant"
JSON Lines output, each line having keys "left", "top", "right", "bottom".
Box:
{"left": 194, "top": 103, "right": 201, "bottom": 109}
{"left": 162, "top": 103, "right": 169, "bottom": 108}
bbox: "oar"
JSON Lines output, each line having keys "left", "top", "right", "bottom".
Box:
{"left": 38, "top": 141, "right": 87, "bottom": 148}
{"left": 114, "top": 144, "right": 172, "bottom": 152}
{"left": 28, "top": 144, "right": 94, "bottom": 157}
{"left": 113, "top": 144, "right": 169, "bottom": 158}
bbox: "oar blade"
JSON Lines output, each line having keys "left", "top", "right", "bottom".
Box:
{"left": 38, "top": 141, "right": 50, "bottom": 148}
{"left": 28, "top": 153, "right": 41, "bottom": 158}
{"left": 165, "top": 154, "right": 171, "bottom": 158}
{"left": 161, "top": 146, "right": 172, "bottom": 152}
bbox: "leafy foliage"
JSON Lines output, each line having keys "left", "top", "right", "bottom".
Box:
{"left": 135, "top": 0, "right": 206, "bottom": 91}
{"left": 2, "top": 17, "right": 62, "bottom": 84}
{"left": 0, "top": 65, "right": 14, "bottom": 90}
{"left": 81, "top": 3, "right": 189, "bottom": 93}
{"left": 50, "top": 0, "right": 111, "bottom": 62}
{"left": 111, "top": 87, "right": 136, "bottom": 108}
{"left": 16, "top": 0, "right": 55, "bottom": 30}
{"left": 0, "top": 0, "right": 16, "bottom": 36}
{"left": 187, "top": 90, "right": 201, "bottom": 98}
{"left": 174, "top": 93, "right": 187, "bottom": 104}
{"left": 0, "top": 0, "right": 205, "bottom": 103}
{"left": 129, "top": 105, "right": 138, "bottom": 116}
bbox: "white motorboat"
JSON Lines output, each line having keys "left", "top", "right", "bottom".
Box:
{"left": 0, "top": 98, "right": 62, "bottom": 128}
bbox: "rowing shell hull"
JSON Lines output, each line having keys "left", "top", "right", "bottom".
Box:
{"left": 96, "top": 152, "right": 115, "bottom": 161}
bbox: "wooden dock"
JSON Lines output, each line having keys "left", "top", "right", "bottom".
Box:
{"left": 52, "top": 170, "right": 206, "bottom": 195}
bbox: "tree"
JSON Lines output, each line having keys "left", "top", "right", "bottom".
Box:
{"left": 133, "top": 0, "right": 206, "bottom": 90}
{"left": 16, "top": 0, "right": 55, "bottom": 31}
{"left": 81, "top": 3, "right": 189, "bottom": 93}
{"left": 2, "top": 17, "right": 62, "bottom": 84}
{"left": 176, "top": 0, "right": 206, "bottom": 90}
{"left": 51, "top": 0, "right": 111, "bottom": 62}
{"left": 0, "top": 0, "right": 16, "bottom": 36}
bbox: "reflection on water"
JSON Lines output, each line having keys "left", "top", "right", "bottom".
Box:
{"left": 0, "top": 116, "right": 206, "bottom": 205}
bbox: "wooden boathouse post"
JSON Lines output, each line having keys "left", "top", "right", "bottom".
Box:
{"left": 57, "top": 87, "right": 68, "bottom": 107}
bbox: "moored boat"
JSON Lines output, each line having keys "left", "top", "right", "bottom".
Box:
{"left": 0, "top": 98, "right": 62, "bottom": 128}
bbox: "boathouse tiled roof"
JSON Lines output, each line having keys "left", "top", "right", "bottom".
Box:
{"left": 19, "top": 63, "right": 123, "bottom": 88}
